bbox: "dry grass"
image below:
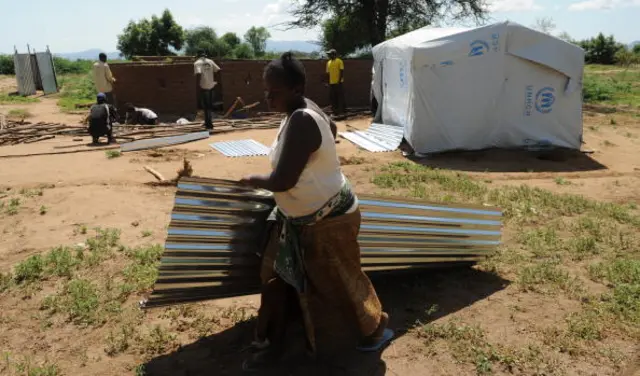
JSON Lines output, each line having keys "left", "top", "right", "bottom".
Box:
{"left": 372, "top": 162, "right": 639, "bottom": 373}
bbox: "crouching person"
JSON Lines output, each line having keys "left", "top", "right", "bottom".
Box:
{"left": 88, "top": 93, "right": 117, "bottom": 144}
{"left": 125, "top": 103, "right": 158, "bottom": 125}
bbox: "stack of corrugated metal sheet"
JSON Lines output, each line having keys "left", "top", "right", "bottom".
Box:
{"left": 210, "top": 139, "right": 270, "bottom": 157}
{"left": 142, "top": 177, "right": 502, "bottom": 308}
{"left": 339, "top": 123, "right": 404, "bottom": 152}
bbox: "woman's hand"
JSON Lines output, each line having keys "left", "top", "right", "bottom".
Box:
{"left": 239, "top": 175, "right": 265, "bottom": 188}
{"left": 239, "top": 176, "right": 256, "bottom": 187}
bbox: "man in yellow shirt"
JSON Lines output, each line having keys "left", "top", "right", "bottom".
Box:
{"left": 326, "top": 49, "right": 346, "bottom": 115}
{"left": 92, "top": 53, "right": 116, "bottom": 104}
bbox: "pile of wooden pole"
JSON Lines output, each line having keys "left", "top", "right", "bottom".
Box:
{"left": 0, "top": 122, "right": 86, "bottom": 146}
{"left": 0, "top": 108, "right": 371, "bottom": 147}
{"left": 0, "top": 116, "right": 284, "bottom": 146}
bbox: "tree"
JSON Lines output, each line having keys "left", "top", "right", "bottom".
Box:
{"left": 532, "top": 17, "right": 556, "bottom": 34}
{"left": 321, "top": 16, "right": 370, "bottom": 55}
{"left": 615, "top": 49, "right": 639, "bottom": 68}
{"left": 288, "top": 0, "right": 487, "bottom": 48}
{"left": 244, "top": 26, "right": 271, "bottom": 57}
{"left": 0, "top": 55, "right": 14, "bottom": 75}
{"left": 221, "top": 32, "right": 242, "bottom": 49}
{"left": 117, "top": 9, "right": 185, "bottom": 59}
{"left": 557, "top": 31, "right": 573, "bottom": 43}
{"left": 233, "top": 43, "right": 255, "bottom": 59}
{"left": 185, "top": 27, "right": 232, "bottom": 58}
{"left": 578, "top": 33, "right": 626, "bottom": 65}
{"left": 633, "top": 44, "right": 640, "bottom": 55}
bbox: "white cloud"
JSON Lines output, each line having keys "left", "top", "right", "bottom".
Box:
{"left": 263, "top": 0, "right": 291, "bottom": 24}
{"left": 489, "top": 0, "right": 543, "bottom": 12}
{"left": 568, "top": 0, "right": 640, "bottom": 11}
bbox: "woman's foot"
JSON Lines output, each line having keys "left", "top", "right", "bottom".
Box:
{"left": 242, "top": 347, "right": 282, "bottom": 373}
{"left": 357, "top": 312, "right": 394, "bottom": 351}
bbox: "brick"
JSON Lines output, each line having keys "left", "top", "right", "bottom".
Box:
{"left": 110, "top": 59, "right": 372, "bottom": 116}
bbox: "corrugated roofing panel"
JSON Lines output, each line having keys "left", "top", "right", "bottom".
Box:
{"left": 142, "top": 177, "right": 502, "bottom": 308}
{"left": 13, "top": 53, "right": 36, "bottom": 96}
{"left": 35, "top": 51, "right": 58, "bottom": 95}
{"left": 121, "top": 131, "right": 210, "bottom": 152}
{"left": 339, "top": 123, "right": 404, "bottom": 152}
{"left": 210, "top": 139, "right": 270, "bottom": 157}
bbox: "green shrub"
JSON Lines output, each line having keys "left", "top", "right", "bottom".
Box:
{"left": 52, "top": 58, "right": 93, "bottom": 74}
{"left": 0, "top": 54, "right": 15, "bottom": 75}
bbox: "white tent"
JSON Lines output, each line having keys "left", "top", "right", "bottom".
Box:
{"left": 371, "top": 21, "right": 585, "bottom": 154}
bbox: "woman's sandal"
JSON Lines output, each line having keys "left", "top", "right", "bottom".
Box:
{"left": 356, "top": 312, "right": 394, "bottom": 352}
{"left": 242, "top": 347, "right": 282, "bottom": 373}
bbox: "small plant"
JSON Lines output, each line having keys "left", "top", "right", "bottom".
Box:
{"left": 0, "top": 272, "right": 13, "bottom": 292}
{"left": 39, "top": 205, "right": 48, "bottom": 215}
{"left": 105, "top": 323, "right": 135, "bottom": 356}
{"left": 105, "top": 150, "right": 122, "bottom": 159}
{"left": 74, "top": 224, "right": 88, "bottom": 235}
{"left": 5, "top": 198, "right": 20, "bottom": 215}
{"left": 45, "top": 247, "right": 78, "bottom": 278}
{"left": 7, "top": 108, "right": 33, "bottom": 119}
{"left": 141, "top": 230, "right": 153, "bottom": 238}
{"left": 13, "top": 255, "right": 45, "bottom": 284}
{"left": 554, "top": 177, "right": 572, "bottom": 186}
{"left": 122, "top": 244, "right": 163, "bottom": 292}
{"left": 602, "top": 140, "right": 617, "bottom": 147}
{"left": 610, "top": 117, "right": 617, "bottom": 125}
{"left": 44, "top": 279, "right": 102, "bottom": 326}
{"left": 138, "top": 325, "right": 177, "bottom": 357}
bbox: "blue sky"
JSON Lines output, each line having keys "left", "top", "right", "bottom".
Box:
{"left": 1, "top": 0, "right": 638, "bottom": 53}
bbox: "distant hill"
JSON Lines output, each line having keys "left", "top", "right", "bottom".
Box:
{"left": 266, "top": 40, "right": 319, "bottom": 53}
{"left": 49, "top": 40, "right": 319, "bottom": 61}
{"left": 55, "top": 49, "right": 121, "bottom": 61}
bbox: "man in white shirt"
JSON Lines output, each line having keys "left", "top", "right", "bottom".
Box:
{"left": 92, "top": 53, "right": 116, "bottom": 104}
{"left": 125, "top": 103, "right": 158, "bottom": 125}
{"left": 193, "top": 50, "right": 221, "bottom": 130}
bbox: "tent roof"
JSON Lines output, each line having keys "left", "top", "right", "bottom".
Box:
{"left": 372, "top": 21, "right": 585, "bottom": 79}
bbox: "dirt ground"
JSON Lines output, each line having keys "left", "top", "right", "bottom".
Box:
{"left": 1, "top": 75, "right": 639, "bottom": 376}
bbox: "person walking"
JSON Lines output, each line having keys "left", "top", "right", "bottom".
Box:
{"left": 240, "top": 52, "right": 393, "bottom": 371}
{"left": 326, "top": 49, "right": 346, "bottom": 115}
{"left": 92, "top": 53, "right": 116, "bottom": 104}
{"left": 194, "top": 50, "right": 221, "bottom": 130}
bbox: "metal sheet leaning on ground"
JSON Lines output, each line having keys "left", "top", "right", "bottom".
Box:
{"left": 141, "top": 177, "right": 503, "bottom": 308}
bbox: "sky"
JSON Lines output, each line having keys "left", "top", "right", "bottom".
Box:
{"left": 1, "top": 0, "right": 638, "bottom": 54}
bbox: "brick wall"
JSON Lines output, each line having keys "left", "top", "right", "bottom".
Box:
{"left": 110, "top": 63, "right": 197, "bottom": 117}
{"left": 110, "top": 59, "right": 372, "bottom": 116}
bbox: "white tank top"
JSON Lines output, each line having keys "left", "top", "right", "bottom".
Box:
{"left": 269, "top": 108, "right": 346, "bottom": 218}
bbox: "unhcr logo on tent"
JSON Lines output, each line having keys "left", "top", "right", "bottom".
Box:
{"left": 469, "top": 40, "right": 489, "bottom": 57}
{"left": 535, "top": 87, "right": 556, "bottom": 114}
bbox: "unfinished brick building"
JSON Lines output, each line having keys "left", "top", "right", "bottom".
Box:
{"left": 109, "top": 59, "right": 373, "bottom": 119}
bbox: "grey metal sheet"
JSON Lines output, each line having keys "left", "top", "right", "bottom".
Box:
{"left": 13, "top": 53, "right": 36, "bottom": 96}
{"left": 339, "top": 122, "right": 404, "bottom": 152}
{"left": 142, "top": 177, "right": 502, "bottom": 308}
{"left": 210, "top": 139, "right": 270, "bottom": 157}
{"left": 35, "top": 52, "right": 58, "bottom": 95}
{"left": 121, "top": 131, "right": 210, "bottom": 152}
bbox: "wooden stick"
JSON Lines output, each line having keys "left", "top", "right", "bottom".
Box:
{"left": 144, "top": 166, "right": 166, "bottom": 182}
{"left": 23, "top": 135, "right": 55, "bottom": 144}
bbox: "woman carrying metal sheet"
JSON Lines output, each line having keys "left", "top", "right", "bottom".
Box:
{"left": 239, "top": 52, "right": 393, "bottom": 371}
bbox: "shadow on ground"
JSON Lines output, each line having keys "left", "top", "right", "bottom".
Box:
{"left": 408, "top": 148, "right": 607, "bottom": 173}
{"left": 143, "top": 267, "right": 508, "bottom": 376}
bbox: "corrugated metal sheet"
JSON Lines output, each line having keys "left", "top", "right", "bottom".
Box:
{"left": 121, "top": 131, "right": 210, "bottom": 152}
{"left": 142, "top": 177, "right": 502, "bottom": 308}
{"left": 35, "top": 51, "right": 58, "bottom": 95}
{"left": 339, "top": 123, "right": 404, "bottom": 152}
{"left": 13, "top": 53, "right": 36, "bottom": 96}
{"left": 210, "top": 139, "right": 270, "bottom": 157}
